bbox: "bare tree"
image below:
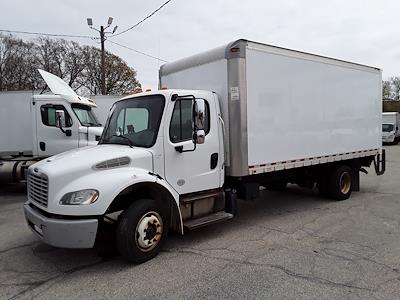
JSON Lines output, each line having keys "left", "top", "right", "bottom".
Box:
{"left": 0, "top": 34, "right": 141, "bottom": 95}
{"left": 390, "top": 77, "right": 400, "bottom": 100}
{"left": 0, "top": 34, "right": 37, "bottom": 90}
{"left": 382, "top": 80, "right": 392, "bottom": 100}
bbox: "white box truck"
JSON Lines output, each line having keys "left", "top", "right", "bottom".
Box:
{"left": 382, "top": 112, "right": 400, "bottom": 144}
{"left": 0, "top": 70, "right": 103, "bottom": 183}
{"left": 24, "top": 39, "right": 385, "bottom": 264}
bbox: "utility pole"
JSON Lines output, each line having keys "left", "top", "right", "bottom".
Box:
{"left": 100, "top": 26, "right": 105, "bottom": 95}
{"left": 87, "top": 17, "right": 118, "bottom": 95}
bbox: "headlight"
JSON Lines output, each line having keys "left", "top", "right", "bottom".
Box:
{"left": 60, "top": 189, "right": 99, "bottom": 205}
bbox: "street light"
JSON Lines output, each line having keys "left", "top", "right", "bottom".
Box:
{"left": 87, "top": 17, "right": 118, "bottom": 95}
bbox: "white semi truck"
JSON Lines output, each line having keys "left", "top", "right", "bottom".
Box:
{"left": 0, "top": 70, "right": 103, "bottom": 183}
{"left": 24, "top": 39, "right": 385, "bottom": 264}
{"left": 382, "top": 112, "right": 400, "bottom": 144}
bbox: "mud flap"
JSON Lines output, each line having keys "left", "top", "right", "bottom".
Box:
{"left": 374, "top": 149, "right": 386, "bottom": 176}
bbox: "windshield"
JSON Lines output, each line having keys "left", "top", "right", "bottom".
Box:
{"left": 99, "top": 95, "right": 165, "bottom": 148}
{"left": 72, "top": 104, "right": 101, "bottom": 127}
{"left": 382, "top": 124, "right": 394, "bottom": 132}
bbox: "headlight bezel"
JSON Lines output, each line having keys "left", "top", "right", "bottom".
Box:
{"left": 59, "top": 189, "right": 99, "bottom": 205}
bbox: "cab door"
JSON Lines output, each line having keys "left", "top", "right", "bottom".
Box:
{"left": 163, "top": 93, "right": 222, "bottom": 195}
{"left": 34, "top": 100, "right": 79, "bottom": 157}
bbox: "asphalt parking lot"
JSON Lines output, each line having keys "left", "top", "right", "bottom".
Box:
{"left": 1, "top": 146, "right": 400, "bottom": 299}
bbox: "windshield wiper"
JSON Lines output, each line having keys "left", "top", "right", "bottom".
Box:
{"left": 109, "top": 134, "right": 133, "bottom": 148}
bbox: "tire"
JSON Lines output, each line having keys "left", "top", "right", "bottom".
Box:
{"left": 328, "top": 165, "right": 353, "bottom": 201}
{"left": 116, "top": 199, "right": 169, "bottom": 264}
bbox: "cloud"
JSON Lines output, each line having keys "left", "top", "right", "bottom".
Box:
{"left": 2, "top": 0, "right": 400, "bottom": 88}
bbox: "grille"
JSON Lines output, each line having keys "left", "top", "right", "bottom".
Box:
{"left": 27, "top": 171, "right": 48, "bottom": 207}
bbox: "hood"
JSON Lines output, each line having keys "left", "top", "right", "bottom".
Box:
{"left": 31, "top": 145, "right": 153, "bottom": 178}
{"left": 38, "top": 69, "right": 97, "bottom": 107}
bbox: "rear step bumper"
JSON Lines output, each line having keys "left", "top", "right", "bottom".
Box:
{"left": 184, "top": 211, "right": 233, "bottom": 230}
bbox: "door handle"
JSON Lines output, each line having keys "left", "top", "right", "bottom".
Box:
{"left": 210, "top": 153, "right": 218, "bottom": 169}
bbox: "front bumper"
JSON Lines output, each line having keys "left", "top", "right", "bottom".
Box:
{"left": 382, "top": 136, "right": 395, "bottom": 143}
{"left": 24, "top": 203, "right": 98, "bottom": 248}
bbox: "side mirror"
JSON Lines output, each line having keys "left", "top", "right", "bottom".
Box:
{"left": 194, "top": 99, "right": 206, "bottom": 145}
{"left": 195, "top": 129, "right": 205, "bottom": 144}
{"left": 55, "top": 110, "right": 66, "bottom": 128}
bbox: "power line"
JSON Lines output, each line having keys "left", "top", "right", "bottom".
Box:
{"left": 110, "top": 0, "right": 172, "bottom": 37}
{"left": 0, "top": 27, "right": 166, "bottom": 63}
{"left": 107, "top": 40, "right": 168, "bottom": 63}
{"left": 0, "top": 29, "right": 95, "bottom": 39}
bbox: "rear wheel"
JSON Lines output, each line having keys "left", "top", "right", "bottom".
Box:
{"left": 328, "top": 165, "right": 353, "bottom": 200}
{"left": 116, "top": 199, "right": 168, "bottom": 264}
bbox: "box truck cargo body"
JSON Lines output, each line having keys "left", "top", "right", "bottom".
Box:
{"left": 382, "top": 112, "right": 400, "bottom": 143}
{"left": 24, "top": 40, "right": 385, "bottom": 264}
{"left": 0, "top": 70, "right": 103, "bottom": 183}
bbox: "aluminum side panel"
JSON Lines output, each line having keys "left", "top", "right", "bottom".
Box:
{"left": 245, "top": 46, "right": 382, "bottom": 166}
{"left": 227, "top": 58, "right": 249, "bottom": 176}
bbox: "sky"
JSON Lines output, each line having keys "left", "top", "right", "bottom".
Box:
{"left": 1, "top": 0, "right": 400, "bottom": 89}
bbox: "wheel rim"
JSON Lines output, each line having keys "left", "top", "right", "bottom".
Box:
{"left": 135, "top": 211, "right": 163, "bottom": 252}
{"left": 339, "top": 172, "right": 351, "bottom": 194}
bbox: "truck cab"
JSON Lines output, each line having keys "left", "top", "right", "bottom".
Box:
{"left": 382, "top": 112, "right": 400, "bottom": 144}
{"left": 382, "top": 123, "right": 396, "bottom": 144}
{"left": 0, "top": 70, "right": 103, "bottom": 184}
{"left": 24, "top": 89, "right": 227, "bottom": 263}
{"left": 33, "top": 70, "right": 103, "bottom": 157}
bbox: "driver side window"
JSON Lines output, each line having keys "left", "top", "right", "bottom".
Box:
{"left": 169, "top": 100, "right": 210, "bottom": 143}
{"left": 41, "top": 105, "right": 72, "bottom": 127}
{"left": 170, "top": 100, "right": 193, "bottom": 143}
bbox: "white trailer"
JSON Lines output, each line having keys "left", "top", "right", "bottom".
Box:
{"left": 24, "top": 39, "right": 385, "bottom": 264}
{"left": 382, "top": 112, "right": 400, "bottom": 144}
{"left": 91, "top": 95, "right": 122, "bottom": 126}
{"left": 0, "top": 70, "right": 103, "bottom": 183}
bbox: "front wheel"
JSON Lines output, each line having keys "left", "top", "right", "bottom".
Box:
{"left": 116, "top": 199, "right": 169, "bottom": 264}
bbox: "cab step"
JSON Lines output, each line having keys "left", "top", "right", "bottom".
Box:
{"left": 184, "top": 211, "right": 233, "bottom": 230}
